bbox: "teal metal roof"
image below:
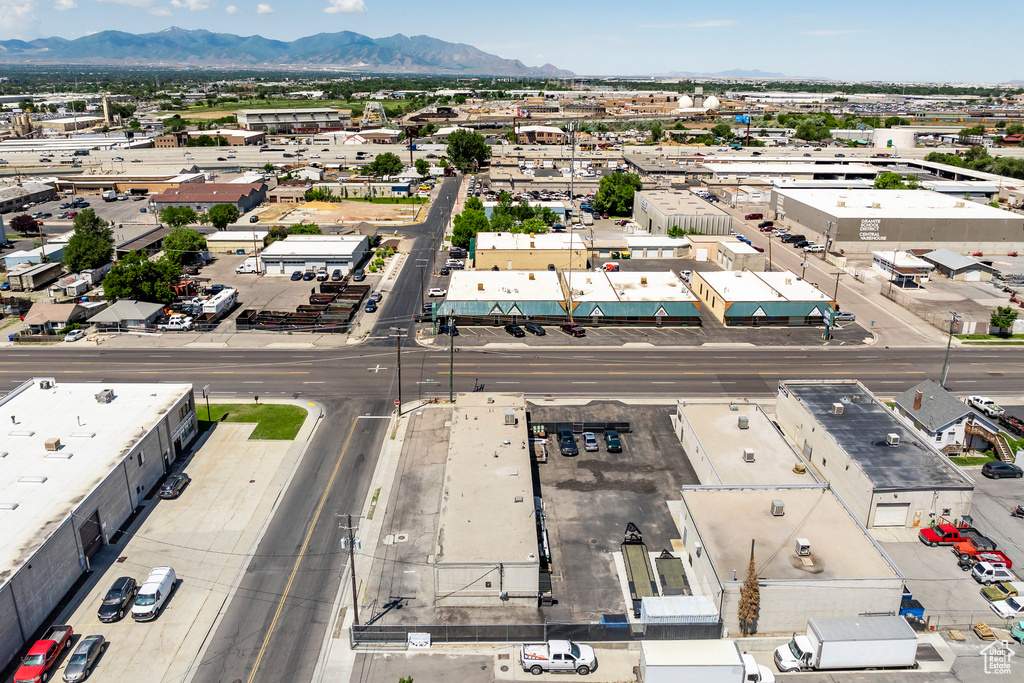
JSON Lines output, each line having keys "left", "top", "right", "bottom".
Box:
{"left": 724, "top": 301, "right": 834, "bottom": 318}
{"left": 437, "top": 300, "right": 566, "bottom": 317}
{"left": 572, "top": 301, "right": 700, "bottom": 317}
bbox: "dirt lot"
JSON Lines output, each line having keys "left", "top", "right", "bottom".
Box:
{"left": 254, "top": 199, "right": 426, "bottom": 226}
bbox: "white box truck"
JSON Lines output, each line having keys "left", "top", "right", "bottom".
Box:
{"left": 236, "top": 257, "right": 259, "bottom": 274}
{"left": 640, "top": 640, "right": 774, "bottom": 683}
{"left": 774, "top": 616, "right": 917, "bottom": 672}
{"left": 101, "top": 190, "right": 117, "bottom": 202}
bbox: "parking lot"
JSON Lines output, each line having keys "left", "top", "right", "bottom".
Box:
{"left": 5, "top": 192, "right": 158, "bottom": 240}
{"left": 45, "top": 409, "right": 311, "bottom": 683}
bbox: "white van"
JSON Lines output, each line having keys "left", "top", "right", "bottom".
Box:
{"left": 132, "top": 566, "right": 177, "bottom": 621}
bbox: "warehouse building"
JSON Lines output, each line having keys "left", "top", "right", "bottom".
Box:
{"left": 258, "top": 234, "right": 369, "bottom": 276}
{"left": 3, "top": 244, "right": 65, "bottom": 269}
{"left": 673, "top": 401, "right": 816, "bottom": 486}
{"left": 770, "top": 188, "right": 1024, "bottom": 254}
{"left": 776, "top": 380, "right": 974, "bottom": 528}
{"left": 918, "top": 248, "right": 996, "bottom": 282}
{"left": 473, "top": 232, "right": 587, "bottom": 271}
{"left": 631, "top": 190, "right": 733, "bottom": 236}
{"left": 675, "top": 485, "right": 904, "bottom": 634}
{"left": 0, "top": 181, "right": 58, "bottom": 214}
{"left": 716, "top": 241, "right": 765, "bottom": 272}
{"left": 567, "top": 270, "right": 701, "bottom": 325}
{"left": 690, "top": 270, "right": 835, "bottom": 326}
{"left": 149, "top": 182, "right": 267, "bottom": 214}
{"left": 37, "top": 116, "right": 104, "bottom": 132}
{"left": 701, "top": 162, "right": 880, "bottom": 182}
{"left": 434, "top": 392, "right": 538, "bottom": 606}
{"left": 623, "top": 235, "right": 690, "bottom": 259}
{"left": 435, "top": 270, "right": 565, "bottom": 324}
{"left": 205, "top": 230, "right": 268, "bottom": 254}
{"left": 0, "top": 379, "right": 197, "bottom": 673}
{"left": 235, "top": 108, "right": 350, "bottom": 133}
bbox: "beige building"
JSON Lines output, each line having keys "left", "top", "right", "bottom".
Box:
{"left": 433, "top": 392, "right": 538, "bottom": 607}
{"left": 631, "top": 190, "right": 733, "bottom": 236}
{"left": 690, "top": 270, "right": 835, "bottom": 326}
{"left": 676, "top": 486, "right": 904, "bottom": 634}
{"left": 716, "top": 241, "right": 766, "bottom": 272}
{"left": 473, "top": 232, "right": 587, "bottom": 271}
{"left": 38, "top": 116, "right": 103, "bottom": 132}
{"left": 205, "top": 230, "right": 268, "bottom": 254}
{"left": 776, "top": 380, "right": 974, "bottom": 528}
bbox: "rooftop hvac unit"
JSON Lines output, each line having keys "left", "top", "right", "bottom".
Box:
{"left": 793, "top": 462, "right": 807, "bottom": 474}
{"left": 504, "top": 408, "right": 516, "bottom": 426}
{"left": 478, "top": 283, "right": 484, "bottom": 291}
{"left": 39, "top": 379, "right": 54, "bottom": 390}
{"left": 95, "top": 389, "right": 115, "bottom": 404}
{"left": 955, "top": 201, "right": 965, "bottom": 208}
{"left": 486, "top": 394, "right": 494, "bottom": 404}
{"left": 795, "top": 538, "right": 811, "bottom": 556}
{"left": 837, "top": 200, "right": 846, "bottom": 207}
{"left": 831, "top": 402, "right": 844, "bottom": 415}
{"left": 771, "top": 499, "right": 785, "bottom": 516}
{"left": 640, "top": 276, "right": 648, "bottom": 285}
{"left": 743, "top": 448, "right": 755, "bottom": 463}
{"left": 871, "top": 202, "right": 881, "bottom": 209}
{"left": 737, "top": 415, "right": 749, "bottom": 429}
{"left": 886, "top": 433, "right": 900, "bottom": 447}
{"left": 44, "top": 437, "right": 61, "bottom": 452}
{"left": 528, "top": 273, "right": 535, "bottom": 280}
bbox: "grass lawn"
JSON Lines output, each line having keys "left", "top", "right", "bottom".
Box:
{"left": 948, "top": 455, "right": 999, "bottom": 466}
{"left": 359, "top": 196, "right": 428, "bottom": 204}
{"left": 962, "top": 340, "right": 1024, "bottom": 345}
{"left": 198, "top": 403, "right": 307, "bottom": 440}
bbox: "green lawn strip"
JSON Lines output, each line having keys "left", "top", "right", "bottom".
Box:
{"left": 198, "top": 403, "right": 307, "bottom": 440}
{"left": 948, "top": 455, "right": 999, "bottom": 467}
{"left": 962, "top": 341, "right": 1024, "bottom": 345}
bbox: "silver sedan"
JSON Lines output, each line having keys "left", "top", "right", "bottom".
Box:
{"left": 63, "top": 634, "right": 105, "bottom": 682}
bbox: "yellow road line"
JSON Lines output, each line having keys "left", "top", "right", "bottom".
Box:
{"left": 247, "top": 417, "right": 358, "bottom": 683}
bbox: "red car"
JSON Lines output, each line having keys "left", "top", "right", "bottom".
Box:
{"left": 14, "top": 625, "right": 73, "bottom": 683}
{"left": 560, "top": 323, "right": 586, "bottom": 337}
{"left": 744, "top": 213, "right": 763, "bottom": 220}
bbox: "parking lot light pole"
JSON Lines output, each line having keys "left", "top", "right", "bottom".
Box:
{"left": 940, "top": 310, "right": 960, "bottom": 388}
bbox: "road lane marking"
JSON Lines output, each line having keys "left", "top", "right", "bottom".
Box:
{"left": 247, "top": 417, "right": 361, "bottom": 683}
{"left": 303, "top": 381, "right": 326, "bottom": 384}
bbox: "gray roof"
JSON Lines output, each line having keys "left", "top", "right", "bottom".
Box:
{"left": 810, "top": 616, "right": 916, "bottom": 642}
{"left": 87, "top": 300, "right": 164, "bottom": 323}
{"left": 784, "top": 381, "right": 972, "bottom": 491}
{"left": 922, "top": 248, "right": 994, "bottom": 273}
{"left": 892, "top": 379, "right": 973, "bottom": 432}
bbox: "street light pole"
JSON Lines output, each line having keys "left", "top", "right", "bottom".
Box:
{"left": 940, "top": 310, "right": 960, "bottom": 388}
{"left": 389, "top": 327, "right": 407, "bottom": 412}
{"left": 338, "top": 514, "right": 362, "bottom": 625}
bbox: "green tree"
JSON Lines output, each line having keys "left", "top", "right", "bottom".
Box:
{"left": 883, "top": 116, "right": 910, "bottom": 128}
{"left": 465, "top": 196, "right": 484, "bottom": 212}
{"left": 162, "top": 226, "right": 207, "bottom": 264}
{"left": 873, "top": 172, "right": 910, "bottom": 190}
{"left": 102, "top": 251, "right": 181, "bottom": 304}
{"left": 445, "top": 129, "right": 491, "bottom": 172}
{"left": 710, "top": 123, "right": 733, "bottom": 139}
{"left": 162, "top": 116, "right": 187, "bottom": 133}
{"left": 159, "top": 206, "right": 199, "bottom": 228}
{"left": 991, "top": 306, "right": 1019, "bottom": 337}
{"left": 62, "top": 210, "right": 113, "bottom": 273}
{"left": 207, "top": 204, "right": 240, "bottom": 230}
{"left": 1006, "top": 122, "right": 1024, "bottom": 135}
{"left": 451, "top": 208, "right": 489, "bottom": 249}
{"left": 521, "top": 217, "right": 548, "bottom": 234}
{"left": 650, "top": 120, "right": 664, "bottom": 142}
{"left": 593, "top": 172, "right": 643, "bottom": 216}
{"left": 290, "top": 223, "right": 322, "bottom": 235}
{"left": 415, "top": 158, "right": 430, "bottom": 178}
{"left": 366, "top": 152, "right": 404, "bottom": 178}
{"left": 737, "top": 540, "right": 760, "bottom": 636}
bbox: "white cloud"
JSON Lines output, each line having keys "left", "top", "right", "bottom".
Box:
{"left": 170, "top": 0, "right": 211, "bottom": 9}
{"left": 256, "top": 2, "right": 272, "bottom": 13}
{"left": 55, "top": 0, "right": 77, "bottom": 9}
{"left": 225, "top": 3, "right": 238, "bottom": 13}
{"left": 800, "top": 29, "right": 864, "bottom": 36}
{"left": 324, "top": 0, "right": 365, "bottom": 13}
{"left": 639, "top": 19, "right": 735, "bottom": 29}
{"left": 0, "top": 0, "right": 35, "bottom": 31}
{"left": 96, "top": 0, "right": 172, "bottom": 13}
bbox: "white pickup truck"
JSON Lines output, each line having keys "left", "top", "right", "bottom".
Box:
{"left": 967, "top": 395, "right": 1004, "bottom": 417}
{"left": 520, "top": 639, "right": 597, "bottom": 676}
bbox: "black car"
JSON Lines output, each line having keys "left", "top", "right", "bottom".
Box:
{"left": 757, "top": 221, "right": 774, "bottom": 229}
{"left": 524, "top": 322, "right": 546, "bottom": 336}
{"left": 207, "top": 284, "right": 225, "bottom": 294}
{"left": 303, "top": 271, "right": 316, "bottom": 281}
{"left": 423, "top": 302, "right": 436, "bottom": 314}
{"left": 159, "top": 472, "right": 191, "bottom": 499}
{"left": 793, "top": 240, "right": 811, "bottom": 249}
{"left": 504, "top": 324, "right": 525, "bottom": 337}
{"left": 558, "top": 427, "right": 578, "bottom": 456}
{"left": 982, "top": 461, "right": 1023, "bottom": 479}
{"left": 439, "top": 266, "right": 451, "bottom": 276}
{"left": 290, "top": 271, "right": 302, "bottom": 281}
{"left": 97, "top": 576, "right": 138, "bottom": 622}
{"left": 438, "top": 322, "right": 459, "bottom": 336}
{"left": 605, "top": 429, "right": 622, "bottom": 453}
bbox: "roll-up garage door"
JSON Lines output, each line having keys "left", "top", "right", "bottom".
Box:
{"left": 873, "top": 502, "right": 910, "bottom": 527}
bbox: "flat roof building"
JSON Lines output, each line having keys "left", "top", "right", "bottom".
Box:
{"left": 568, "top": 270, "right": 701, "bottom": 324}
{"left": 690, "top": 270, "right": 835, "bottom": 326}
{"left": 473, "top": 232, "right": 587, "bottom": 272}
{"left": 623, "top": 235, "right": 690, "bottom": 259}
{"left": 258, "top": 234, "right": 369, "bottom": 276}
{"left": 673, "top": 402, "right": 817, "bottom": 486}
{"left": 205, "top": 230, "right": 269, "bottom": 254}
{"left": 770, "top": 188, "right": 1024, "bottom": 254}
{"left": 436, "top": 270, "right": 565, "bottom": 323}
{"left": 716, "top": 240, "right": 765, "bottom": 272}
{"left": 776, "top": 380, "right": 974, "bottom": 528}
{"left": 235, "top": 108, "right": 350, "bottom": 133}
{"left": 701, "top": 162, "right": 880, "bottom": 181}
{"left": 676, "top": 486, "right": 903, "bottom": 634}
{"left": 919, "top": 248, "right": 996, "bottom": 282}
{"left": 632, "top": 190, "right": 733, "bottom": 236}
{"left": 149, "top": 182, "right": 267, "bottom": 214}
{"left": 0, "top": 181, "right": 57, "bottom": 214}
{"left": 871, "top": 250, "right": 933, "bottom": 287}
{"left": 0, "top": 379, "right": 197, "bottom": 672}
{"left": 434, "top": 392, "right": 538, "bottom": 606}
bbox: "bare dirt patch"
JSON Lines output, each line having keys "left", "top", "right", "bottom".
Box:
{"left": 253, "top": 199, "right": 426, "bottom": 225}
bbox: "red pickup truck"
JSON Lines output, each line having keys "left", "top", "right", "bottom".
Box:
{"left": 14, "top": 624, "right": 73, "bottom": 683}
{"left": 919, "top": 524, "right": 996, "bottom": 550}
{"left": 953, "top": 542, "right": 1013, "bottom": 567}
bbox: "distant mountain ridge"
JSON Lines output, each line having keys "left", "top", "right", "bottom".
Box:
{"left": 0, "top": 27, "right": 574, "bottom": 77}
{"left": 664, "top": 69, "right": 789, "bottom": 79}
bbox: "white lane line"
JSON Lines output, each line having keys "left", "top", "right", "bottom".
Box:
{"left": 302, "top": 381, "right": 325, "bottom": 384}
{"left": 242, "top": 381, "right": 263, "bottom": 384}
{"left": 712, "top": 381, "right": 736, "bottom": 384}
{"left": 956, "top": 380, "right": 978, "bottom": 383}
{"left": 652, "top": 381, "right": 675, "bottom": 384}
{"left": 572, "top": 381, "right": 598, "bottom": 384}
{"left": 495, "top": 381, "right": 520, "bottom": 384}
{"left": 149, "top": 354, "right": 171, "bottom": 357}
{"left": 357, "top": 416, "right": 393, "bottom": 420}
{"left": 879, "top": 381, "right": 906, "bottom": 384}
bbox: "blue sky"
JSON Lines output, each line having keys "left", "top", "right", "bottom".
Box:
{"left": 1, "top": 0, "right": 1020, "bottom": 83}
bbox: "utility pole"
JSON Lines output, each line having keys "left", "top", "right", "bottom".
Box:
{"left": 449, "top": 314, "right": 456, "bottom": 402}
{"left": 832, "top": 271, "right": 843, "bottom": 301}
{"left": 416, "top": 258, "right": 428, "bottom": 309}
{"left": 940, "top": 311, "right": 960, "bottom": 388}
{"left": 766, "top": 233, "right": 772, "bottom": 272}
{"left": 389, "top": 327, "right": 406, "bottom": 412}
{"left": 338, "top": 514, "right": 362, "bottom": 625}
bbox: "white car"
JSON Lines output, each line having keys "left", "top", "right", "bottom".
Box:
{"left": 64, "top": 329, "right": 87, "bottom": 342}
{"left": 967, "top": 396, "right": 1004, "bottom": 417}
{"left": 990, "top": 596, "right": 1024, "bottom": 619}
{"left": 427, "top": 288, "right": 447, "bottom": 297}
{"left": 804, "top": 244, "right": 825, "bottom": 253}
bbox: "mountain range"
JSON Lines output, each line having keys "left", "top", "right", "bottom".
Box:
{"left": 0, "top": 27, "right": 574, "bottom": 77}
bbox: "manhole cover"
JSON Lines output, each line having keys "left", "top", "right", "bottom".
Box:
{"left": 249, "top": 480, "right": 255, "bottom": 483}
{"left": 500, "top": 665, "right": 509, "bottom": 672}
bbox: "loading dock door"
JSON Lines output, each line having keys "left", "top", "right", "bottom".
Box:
{"left": 873, "top": 502, "right": 910, "bottom": 527}
{"left": 79, "top": 510, "right": 103, "bottom": 558}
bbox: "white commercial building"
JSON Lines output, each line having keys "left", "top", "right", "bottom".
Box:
{"left": 690, "top": 270, "right": 835, "bottom": 326}
{"left": 258, "top": 234, "right": 369, "bottom": 276}
{"left": 0, "top": 379, "right": 197, "bottom": 672}
{"left": 433, "top": 393, "right": 539, "bottom": 606}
